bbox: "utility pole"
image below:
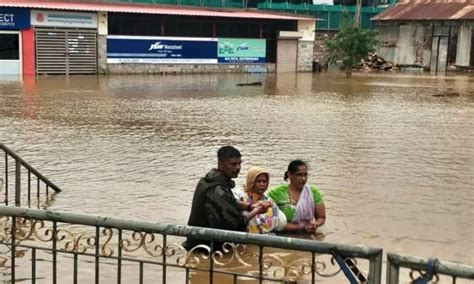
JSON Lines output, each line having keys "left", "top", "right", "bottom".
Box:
{"left": 354, "top": 0, "right": 362, "bottom": 27}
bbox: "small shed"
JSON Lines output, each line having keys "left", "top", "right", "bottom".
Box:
{"left": 372, "top": 0, "right": 474, "bottom": 72}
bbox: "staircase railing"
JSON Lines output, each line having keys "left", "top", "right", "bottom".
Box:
{"left": 0, "top": 143, "right": 61, "bottom": 207}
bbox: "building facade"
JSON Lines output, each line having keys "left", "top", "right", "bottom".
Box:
{"left": 0, "top": 0, "right": 316, "bottom": 75}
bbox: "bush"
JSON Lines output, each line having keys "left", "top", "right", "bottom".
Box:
{"left": 326, "top": 19, "right": 380, "bottom": 78}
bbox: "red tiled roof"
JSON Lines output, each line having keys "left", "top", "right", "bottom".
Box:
{"left": 373, "top": 0, "right": 474, "bottom": 21}
{"left": 0, "top": 0, "right": 315, "bottom": 20}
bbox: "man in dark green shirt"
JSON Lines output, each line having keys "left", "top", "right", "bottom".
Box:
{"left": 183, "top": 146, "right": 264, "bottom": 251}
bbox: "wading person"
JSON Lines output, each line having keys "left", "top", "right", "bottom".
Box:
{"left": 266, "top": 160, "right": 326, "bottom": 233}
{"left": 183, "top": 146, "right": 265, "bottom": 251}
{"left": 241, "top": 166, "right": 287, "bottom": 234}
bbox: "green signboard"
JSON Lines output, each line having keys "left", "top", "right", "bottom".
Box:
{"left": 217, "top": 38, "right": 266, "bottom": 63}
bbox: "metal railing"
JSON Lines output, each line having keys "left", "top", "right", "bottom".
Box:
{"left": 1, "top": 206, "right": 473, "bottom": 283}
{"left": 0, "top": 205, "right": 383, "bottom": 283}
{"left": 0, "top": 143, "right": 61, "bottom": 208}
{"left": 387, "top": 252, "right": 474, "bottom": 284}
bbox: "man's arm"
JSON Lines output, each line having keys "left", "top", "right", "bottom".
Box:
{"left": 236, "top": 199, "right": 251, "bottom": 211}
{"left": 205, "top": 186, "right": 248, "bottom": 231}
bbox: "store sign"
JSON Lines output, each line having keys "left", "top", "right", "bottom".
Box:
{"left": 31, "top": 10, "right": 97, "bottom": 28}
{"left": 218, "top": 38, "right": 266, "bottom": 63}
{"left": 0, "top": 8, "right": 30, "bottom": 30}
{"left": 107, "top": 35, "right": 218, "bottom": 64}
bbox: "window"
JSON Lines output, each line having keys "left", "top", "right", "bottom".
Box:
{"left": 0, "top": 34, "right": 19, "bottom": 60}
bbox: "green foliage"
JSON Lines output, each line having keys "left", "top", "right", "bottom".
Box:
{"left": 326, "top": 19, "right": 380, "bottom": 76}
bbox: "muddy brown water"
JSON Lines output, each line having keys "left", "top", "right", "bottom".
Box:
{"left": 0, "top": 72, "right": 473, "bottom": 283}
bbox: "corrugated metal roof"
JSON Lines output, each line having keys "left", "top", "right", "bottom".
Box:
{"left": 373, "top": 0, "right": 474, "bottom": 21}
{"left": 0, "top": 0, "right": 315, "bottom": 20}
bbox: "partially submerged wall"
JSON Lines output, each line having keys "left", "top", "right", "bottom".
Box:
{"left": 105, "top": 63, "right": 276, "bottom": 74}
{"left": 377, "top": 23, "right": 432, "bottom": 69}
{"left": 375, "top": 21, "right": 474, "bottom": 71}
{"left": 313, "top": 31, "right": 337, "bottom": 67}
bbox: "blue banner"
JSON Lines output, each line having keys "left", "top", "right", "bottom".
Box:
{"left": 0, "top": 8, "right": 30, "bottom": 30}
{"left": 107, "top": 36, "right": 218, "bottom": 64}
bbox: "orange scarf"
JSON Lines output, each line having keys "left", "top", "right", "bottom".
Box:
{"left": 244, "top": 166, "right": 269, "bottom": 203}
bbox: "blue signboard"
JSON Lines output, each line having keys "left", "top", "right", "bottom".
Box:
{"left": 107, "top": 36, "right": 218, "bottom": 64}
{"left": 0, "top": 8, "right": 30, "bottom": 30}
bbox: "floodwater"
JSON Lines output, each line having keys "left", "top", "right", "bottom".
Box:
{"left": 0, "top": 72, "right": 473, "bottom": 282}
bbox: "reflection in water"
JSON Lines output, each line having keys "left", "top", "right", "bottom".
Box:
{"left": 0, "top": 72, "right": 473, "bottom": 280}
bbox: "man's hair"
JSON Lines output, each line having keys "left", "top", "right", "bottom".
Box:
{"left": 217, "top": 146, "right": 241, "bottom": 162}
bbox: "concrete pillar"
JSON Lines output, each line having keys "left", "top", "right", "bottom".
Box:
{"left": 297, "top": 41, "right": 314, "bottom": 72}
{"left": 296, "top": 20, "right": 315, "bottom": 72}
{"left": 455, "top": 24, "right": 472, "bottom": 67}
{"left": 97, "top": 35, "right": 107, "bottom": 74}
{"left": 97, "top": 12, "right": 108, "bottom": 74}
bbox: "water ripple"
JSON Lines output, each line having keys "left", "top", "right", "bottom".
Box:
{"left": 1, "top": 73, "right": 473, "bottom": 265}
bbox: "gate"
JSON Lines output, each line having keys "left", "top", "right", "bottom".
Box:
{"left": 35, "top": 28, "right": 97, "bottom": 75}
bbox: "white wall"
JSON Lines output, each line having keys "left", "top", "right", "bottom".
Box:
{"left": 298, "top": 20, "right": 316, "bottom": 41}
{"left": 98, "top": 11, "right": 108, "bottom": 35}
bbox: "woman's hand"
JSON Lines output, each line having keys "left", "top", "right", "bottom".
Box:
{"left": 260, "top": 200, "right": 272, "bottom": 209}
{"left": 256, "top": 205, "right": 267, "bottom": 214}
{"left": 251, "top": 200, "right": 272, "bottom": 210}
{"left": 303, "top": 224, "right": 316, "bottom": 233}
{"left": 302, "top": 219, "right": 318, "bottom": 233}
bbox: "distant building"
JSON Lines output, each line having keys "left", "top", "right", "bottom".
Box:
{"left": 373, "top": 0, "right": 474, "bottom": 72}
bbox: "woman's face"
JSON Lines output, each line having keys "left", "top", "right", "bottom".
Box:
{"left": 253, "top": 173, "right": 269, "bottom": 195}
{"left": 288, "top": 165, "right": 308, "bottom": 189}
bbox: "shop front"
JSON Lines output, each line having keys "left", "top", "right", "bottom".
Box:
{"left": 0, "top": 7, "right": 30, "bottom": 76}
{"left": 31, "top": 9, "right": 98, "bottom": 75}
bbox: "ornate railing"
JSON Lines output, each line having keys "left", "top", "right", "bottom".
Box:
{"left": 0, "top": 143, "right": 61, "bottom": 208}
{"left": 387, "top": 252, "right": 474, "bottom": 284}
{"left": 0, "top": 205, "right": 383, "bottom": 283}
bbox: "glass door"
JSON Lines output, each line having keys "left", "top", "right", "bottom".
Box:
{"left": 0, "top": 32, "right": 21, "bottom": 75}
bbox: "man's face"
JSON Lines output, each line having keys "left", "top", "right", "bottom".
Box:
{"left": 218, "top": 157, "right": 242, "bottom": 178}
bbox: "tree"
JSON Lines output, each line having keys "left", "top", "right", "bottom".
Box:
{"left": 326, "top": 19, "right": 379, "bottom": 78}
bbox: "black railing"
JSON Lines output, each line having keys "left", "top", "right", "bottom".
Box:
{"left": 0, "top": 143, "right": 61, "bottom": 207}
{"left": 0, "top": 206, "right": 384, "bottom": 283}
{"left": 0, "top": 206, "right": 473, "bottom": 283}
{"left": 387, "top": 252, "right": 474, "bottom": 283}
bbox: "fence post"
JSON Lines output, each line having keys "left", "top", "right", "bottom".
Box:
{"left": 386, "top": 254, "right": 400, "bottom": 284}
{"left": 368, "top": 250, "right": 383, "bottom": 284}
{"left": 15, "top": 159, "right": 21, "bottom": 206}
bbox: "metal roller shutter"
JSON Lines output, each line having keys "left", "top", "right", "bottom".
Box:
{"left": 276, "top": 39, "right": 297, "bottom": 72}
{"left": 35, "top": 28, "right": 97, "bottom": 75}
